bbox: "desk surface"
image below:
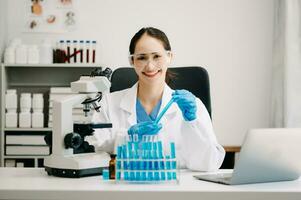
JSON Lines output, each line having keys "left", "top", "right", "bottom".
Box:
{"left": 0, "top": 168, "right": 300, "bottom": 200}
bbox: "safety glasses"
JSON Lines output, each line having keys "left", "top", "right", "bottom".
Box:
{"left": 129, "top": 51, "right": 171, "bottom": 66}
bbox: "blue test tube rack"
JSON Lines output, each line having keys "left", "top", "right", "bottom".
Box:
{"left": 115, "top": 134, "right": 178, "bottom": 183}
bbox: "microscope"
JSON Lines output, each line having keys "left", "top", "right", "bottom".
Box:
{"left": 44, "top": 68, "right": 113, "bottom": 178}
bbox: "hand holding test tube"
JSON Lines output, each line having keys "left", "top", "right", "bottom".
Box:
{"left": 127, "top": 97, "right": 175, "bottom": 140}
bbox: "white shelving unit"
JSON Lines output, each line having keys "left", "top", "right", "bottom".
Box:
{"left": 0, "top": 63, "right": 102, "bottom": 167}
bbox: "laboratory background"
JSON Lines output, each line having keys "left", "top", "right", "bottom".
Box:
{"left": 0, "top": 0, "right": 301, "bottom": 198}
{"left": 1, "top": 0, "right": 277, "bottom": 146}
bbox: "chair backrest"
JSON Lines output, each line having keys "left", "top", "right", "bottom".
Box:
{"left": 110, "top": 66, "right": 212, "bottom": 117}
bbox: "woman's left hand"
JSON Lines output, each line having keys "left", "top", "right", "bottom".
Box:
{"left": 172, "top": 89, "right": 197, "bottom": 121}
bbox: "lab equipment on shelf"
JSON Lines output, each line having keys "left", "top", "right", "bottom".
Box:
{"left": 5, "top": 90, "right": 46, "bottom": 128}
{"left": 19, "top": 93, "right": 32, "bottom": 128}
{"left": 32, "top": 93, "right": 44, "bottom": 128}
{"left": 27, "top": 45, "right": 40, "bottom": 64}
{"left": 53, "top": 39, "right": 97, "bottom": 64}
{"left": 5, "top": 89, "right": 18, "bottom": 128}
{"left": 115, "top": 134, "right": 178, "bottom": 183}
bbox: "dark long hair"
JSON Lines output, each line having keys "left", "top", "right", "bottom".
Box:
{"left": 129, "top": 27, "right": 176, "bottom": 84}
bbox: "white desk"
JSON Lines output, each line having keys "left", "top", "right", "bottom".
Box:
{"left": 0, "top": 168, "right": 300, "bottom": 200}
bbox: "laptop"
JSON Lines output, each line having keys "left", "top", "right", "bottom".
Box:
{"left": 194, "top": 128, "right": 301, "bottom": 185}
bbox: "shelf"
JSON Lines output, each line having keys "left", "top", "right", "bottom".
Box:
{"left": 3, "top": 155, "right": 48, "bottom": 159}
{"left": 4, "top": 128, "right": 52, "bottom": 132}
{"left": 1, "top": 63, "right": 98, "bottom": 167}
{"left": 2, "top": 63, "right": 103, "bottom": 68}
{"left": 8, "top": 83, "right": 70, "bottom": 87}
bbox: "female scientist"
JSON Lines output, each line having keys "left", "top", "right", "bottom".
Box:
{"left": 87, "top": 27, "right": 225, "bottom": 171}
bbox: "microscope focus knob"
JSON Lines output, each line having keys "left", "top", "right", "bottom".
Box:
{"left": 64, "top": 132, "right": 83, "bottom": 149}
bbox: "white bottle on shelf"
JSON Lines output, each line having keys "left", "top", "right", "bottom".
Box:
{"left": 4, "top": 47, "right": 15, "bottom": 64}
{"left": 15, "top": 44, "right": 28, "bottom": 64}
{"left": 27, "top": 45, "right": 40, "bottom": 64}
{"left": 39, "top": 39, "right": 53, "bottom": 64}
{"left": 19, "top": 93, "right": 32, "bottom": 128}
{"left": 32, "top": 93, "right": 44, "bottom": 128}
{"left": 5, "top": 89, "right": 18, "bottom": 128}
{"left": 10, "top": 38, "right": 22, "bottom": 47}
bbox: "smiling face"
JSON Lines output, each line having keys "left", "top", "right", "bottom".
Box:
{"left": 131, "top": 33, "right": 171, "bottom": 87}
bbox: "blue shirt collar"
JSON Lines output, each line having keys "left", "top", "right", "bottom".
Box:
{"left": 136, "top": 98, "right": 162, "bottom": 123}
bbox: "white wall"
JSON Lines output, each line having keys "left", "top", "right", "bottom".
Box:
{"left": 3, "top": 0, "right": 274, "bottom": 146}
{"left": 0, "top": 0, "right": 7, "bottom": 61}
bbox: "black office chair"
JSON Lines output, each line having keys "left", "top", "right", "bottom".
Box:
{"left": 110, "top": 66, "right": 212, "bottom": 118}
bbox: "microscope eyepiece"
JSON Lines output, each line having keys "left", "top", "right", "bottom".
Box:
{"left": 90, "top": 67, "right": 112, "bottom": 79}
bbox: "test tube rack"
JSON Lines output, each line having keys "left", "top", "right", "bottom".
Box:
{"left": 115, "top": 135, "right": 178, "bottom": 183}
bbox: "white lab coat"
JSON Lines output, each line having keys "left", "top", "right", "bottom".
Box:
{"left": 87, "top": 83, "right": 225, "bottom": 171}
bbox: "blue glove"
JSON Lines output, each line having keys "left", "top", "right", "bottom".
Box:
{"left": 172, "top": 89, "right": 197, "bottom": 121}
{"left": 128, "top": 121, "right": 162, "bottom": 140}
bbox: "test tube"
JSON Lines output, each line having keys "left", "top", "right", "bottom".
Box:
{"left": 124, "top": 171, "right": 129, "bottom": 180}
{"left": 92, "top": 40, "right": 96, "bottom": 63}
{"left": 160, "top": 170, "right": 166, "bottom": 181}
{"left": 170, "top": 142, "right": 176, "bottom": 158}
{"left": 170, "top": 142, "right": 177, "bottom": 170}
{"left": 130, "top": 171, "right": 135, "bottom": 181}
{"left": 85, "top": 40, "right": 90, "bottom": 63}
{"left": 59, "top": 40, "right": 66, "bottom": 63}
{"left": 141, "top": 171, "right": 146, "bottom": 181}
{"left": 154, "top": 171, "right": 160, "bottom": 181}
{"left": 73, "top": 40, "right": 78, "bottom": 63}
{"left": 158, "top": 141, "right": 165, "bottom": 170}
{"left": 102, "top": 169, "right": 110, "bottom": 180}
{"left": 117, "top": 146, "right": 122, "bottom": 170}
{"left": 166, "top": 156, "right": 171, "bottom": 170}
{"left": 79, "top": 40, "right": 84, "bottom": 63}
{"left": 122, "top": 144, "right": 128, "bottom": 170}
{"left": 66, "top": 40, "right": 71, "bottom": 63}
{"left": 136, "top": 171, "right": 141, "bottom": 181}
{"left": 147, "top": 171, "right": 153, "bottom": 181}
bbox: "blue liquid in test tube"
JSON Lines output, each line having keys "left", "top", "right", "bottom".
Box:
{"left": 153, "top": 142, "right": 158, "bottom": 159}
{"left": 102, "top": 169, "right": 109, "bottom": 180}
{"left": 117, "top": 146, "right": 122, "bottom": 169}
{"left": 161, "top": 171, "right": 166, "bottom": 180}
{"left": 136, "top": 171, "right": 141, "bottom": 181}
{"left": 172, "top": 172, "right": 177, "bottom": 180}
{"left": 128, "top": 142, "right": 133, "bottom": 159}
{"left": 166, "top": 156, "right": 171, "bottom": 170}
{"left": 154, "top": 172, "right": 160, "bottom": 181}
{"left": 116, "top": 171, "right": 121, "bottom": 180}
{"left": 141, "top": 172, "right": 147, "bottom": 181}
{"left": 130, "top": 171, "right": 135, "bottom": 181}
{"left": 170, "top": 142, "right": 176, "bottom": 158}
{"left": 158, "top": 141, "right": 163, "bottom": 158}
{"left": 124, "top": 171, "right": 129, "bottom": 180}
{"left": 167, "top": 172, "right": 172, "bottom": 180}
{"left": 148, "top": 171, "right": 153, "bottom": 181}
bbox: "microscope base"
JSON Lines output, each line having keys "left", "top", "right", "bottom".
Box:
{"left": 44, "top": 152, "right": 110, "bottom": 178}
{"left": 45, "top": 166, "right": 106, "bottom": 178}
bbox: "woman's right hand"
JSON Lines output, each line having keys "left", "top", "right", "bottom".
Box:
{"left": 128, "top": 121, "right": 162, "bottom": 140}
